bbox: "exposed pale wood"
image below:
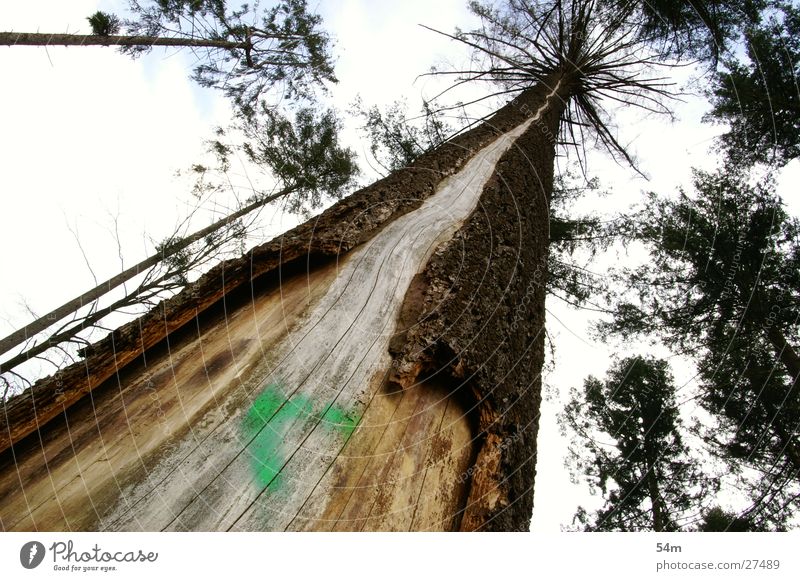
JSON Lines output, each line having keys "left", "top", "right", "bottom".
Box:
{"left": 85, "top": 115, "right": 536, "bottom": 531}
{"left": 286, "top": 375, "right": 406, "bottom": 531}
{"left": 409, "top": 391, "right": 474, "bottom": 531}
{"left": 0, "top": 260, "right": 340, "bottom": 531}
{"left": 329, "top": 384, "right": 425, "bottom": 531}
{"left": 1, "top": 80, "right": 547, "bottom": 456}
{"left": 357, "top": 384, "right": 455, "bottom": 531}
{"left": 0, "top": 81, "right": 562, "bottom": 531}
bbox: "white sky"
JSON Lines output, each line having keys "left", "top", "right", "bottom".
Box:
{"left": 1, "top": 1, "right": 797, "bottom": 532}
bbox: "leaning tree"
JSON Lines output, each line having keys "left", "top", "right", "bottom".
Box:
{"left": 0, "top": 0, "right": 336, "bottom": 115}
{"left": 0, "top": 106, "right": 357, "bottom": 386}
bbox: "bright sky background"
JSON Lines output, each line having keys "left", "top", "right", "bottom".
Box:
{"left": 1, "top": 1, "right": 798, "bottom": 532}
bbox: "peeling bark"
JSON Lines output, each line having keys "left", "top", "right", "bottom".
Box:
{"left": 0, "top": 79, "right": 564, "bottom": 462}
{"left": 1, "top": 69, "right": 580, "bottom": 533}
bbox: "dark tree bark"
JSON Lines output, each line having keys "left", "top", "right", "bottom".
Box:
{"left": 0, "top": 78, "right": 556, "bottom": 470}
{"left": 389, "top": 71, "right": 578, "bottom": 531}
{"left": 0, "top": 31, "right": 249, "bottom": 50}
{"left": 644, "top": 447, "right": 666, "bottom": 532}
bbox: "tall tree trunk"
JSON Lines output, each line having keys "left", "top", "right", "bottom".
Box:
{"left": 389, "top": 69, "right": 577, "bottom": 531}
{"left": 644, "top": 445, "right": 665, "bottom": 532}
{"left": 747, "top": 288, "right": 800, "bottom": 384}
{"left": 0, "top": 32, "right": 247, "bottom": 50}
{"left": 0, "top": 77, "right": 575, "bottom": 532}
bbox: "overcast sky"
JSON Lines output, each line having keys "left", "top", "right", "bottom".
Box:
{"left": 1, "top": 1, "right": 797, "bottom": 532}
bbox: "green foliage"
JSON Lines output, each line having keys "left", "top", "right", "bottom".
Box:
{"left": 602, "top": 167, "right": 800, "bottom": 348}
{"left": 87, "top": 11, "right": 121, "bottom": 36}
{"left": 562, "top": 356, "right": 710, "bottom": 531}
{"left": 547, "top": 172, "right": 628, "bottom": 309}
{"left": 601, "top": 166, "right": 800, "bottom": 528}
{"left": 609, "top": 0, "right": 767, "bottom": 63}
{"left": 707, "top": 2, "right": 800, "bottom": 165}
{"left": 350, "top": 97, "right": 454, "bottom": 174}
{"left": 208, "top": 106, "right": 358, "bottom": 215}
{"left": 122, "top": 0, "right": 337, "bottom": 115}
{"left": 697, "top": 506, "right": 762, "bottom": 531}
{"left": 155, "top": 236, "right": 194, "bottom": 285}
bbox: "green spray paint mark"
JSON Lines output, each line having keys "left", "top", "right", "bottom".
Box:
{"left": 322, "top": 405, "right": 359, "bottom": 438}
{"left": 242, "top": 380, "right": 360, "bottom": 491}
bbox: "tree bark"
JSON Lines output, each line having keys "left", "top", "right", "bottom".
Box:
{"left": 644, "top": 446, "right": 666, "bottom": 531}
{"left": 389, "top": 70, "right": 578, "bottom": 531}
{"left": 745, "top": 288, "right": 800, "bottom": 385}
{"left": 646, "top": 470, "right": 665, "bottom": 532}
{"left": 0, "top": 82, "right": 549, "bottom": 469}
{"left": 0, "top": 32, "right": 247, "bottom": 50}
